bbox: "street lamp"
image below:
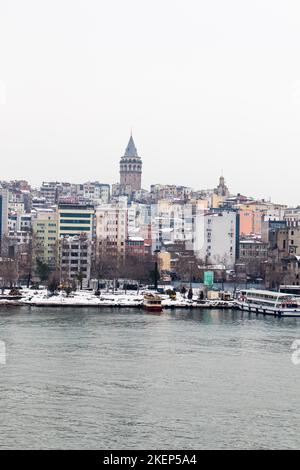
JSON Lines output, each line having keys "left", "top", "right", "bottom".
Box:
{"left": 154, "top": 249, "right": 161, "bottom": 291}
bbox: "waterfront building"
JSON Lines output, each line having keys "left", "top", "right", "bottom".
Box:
{"left": 58, "top": 204, "right": 95, "bottom": 239}
{"left": 269, "top": 225, "right": 300, "bottom": 260}
{"left": 265, "top": 255, "right": 300, "bottom": 289}
{"left": 239, "top": 238, "right": 268, "bottom": 278}
{"left": 59, "top": 234, "right": 92, "bottom": 286}
{"left": 6, "top": 230, "right": 32, "bottom": 260}
{"left": 32, "top": 209, "right": 58, "bottom": 267}
{"left": 95, "top": 199, "right": 127, "bottom": 257}
{"left": 196, "top": 210, "right": 238, "bottom": 269}
{"left": 261, "top": 222, "right": 300, "bottom": 287}
{"left": 7, "top": 211, "right": 32, "bottom": 259}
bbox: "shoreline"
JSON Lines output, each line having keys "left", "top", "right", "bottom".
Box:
{"left": 0, "top": 300, "right": 236, "bottom": 309}
{"left": 0, "top": 288, "right": 236, "bottom": 310}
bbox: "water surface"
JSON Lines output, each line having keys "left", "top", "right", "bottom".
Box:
{"left": 0, "top": 307, "right": 299, "bottom": 449}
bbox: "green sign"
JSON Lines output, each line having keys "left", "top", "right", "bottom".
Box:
{"left": 204, "top": 271, "right": 214, "bottom": 287}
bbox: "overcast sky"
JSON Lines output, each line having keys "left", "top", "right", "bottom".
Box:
{"left": 0, "top": 0, "right": 300, "bottom": 205}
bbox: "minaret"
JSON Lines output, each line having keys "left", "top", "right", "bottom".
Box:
{"left": 119, "top": 134, "right": 142, "bottom": 191}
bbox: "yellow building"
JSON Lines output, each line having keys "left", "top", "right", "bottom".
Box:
{"left": 158, "top": 251, "right": 171, "bottom": 271}
{"left": 32, "top": 210, "right": 58, "bottom": 267}
{"left": 211, "top": 193, "right": 224, "bottom": 209}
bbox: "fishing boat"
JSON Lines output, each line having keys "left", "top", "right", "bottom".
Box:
{"left": 236, "top": 289, "right": 300, "bottom": 317}
{"left": 143, "top": 294, "right": 163, "bottom": 313}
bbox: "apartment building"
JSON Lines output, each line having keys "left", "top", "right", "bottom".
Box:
{"left": 59, "top": 235, "right": 92, "bottom": 285}
{"left": 239, "top": 239, "right": 268, "bottom": 262}
{"left": 32, "top": 209, "right": 58, "bottom": 267}
{"left": 126, "top": 237, "right": 145, "bottom": 257}
{"left": 151, "top": 199, "right": 207, "bottom": 253}
{"left": 8, "top": 212, "right": 32, "bottom": 232}
{"left": 82, "top": 182, "right": 110, "bottom": 204}
{"left": 58, "top": 204, "right": 95, "bottom": 239}
{"left": 95, "top": 199, "right": 127, "bottom": 257}
{"left": 196, "top": 210, "right": 238, "bottom": 269}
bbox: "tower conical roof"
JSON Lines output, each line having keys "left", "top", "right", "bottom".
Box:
{"left": 123, "top": 134, "right": 139, "bottom": 158}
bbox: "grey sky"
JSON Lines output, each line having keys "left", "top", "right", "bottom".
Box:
{"left": 0, "top": 0, "right": 299, "bottom": 205}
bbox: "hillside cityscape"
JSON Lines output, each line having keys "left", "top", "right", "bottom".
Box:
{"left": 0, "top": 133, "right": 299, "bottom": 292}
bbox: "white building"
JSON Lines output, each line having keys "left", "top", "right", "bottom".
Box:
{"left": 150, "top": 199, "right": 207, "bottom": 253}
{"left": 264, "top": 206, "right": 286, "bottom": 221}
{"left": 8, "top": 212, "right": 32, "bottom": 232}
{"left": 284, "top": 207, "right": 300, "bottom": 224}
{"left": 95, "top": 198, "right": 127, "bottom": 257}
{"left": 196, "top": 211, "right": 237, "bottom": 269}
{"left": 82, "top": 182, "right": 110, "bottom": 204}
{"left": 59, "top": 235, "right": 92, "bottom": 286}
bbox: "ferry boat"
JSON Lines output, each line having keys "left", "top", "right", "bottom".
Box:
{"left": 143, "top": 294, "right": 163, "bottom": 313}
{"left": 279, "top": 285, "right": 300, "bottom": 296}
{"left": 236, "top": 289, "right": 300, "bottom": 317}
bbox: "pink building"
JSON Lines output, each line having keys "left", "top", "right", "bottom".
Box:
{"left": 239, "top": 209, "right": 263, "bottom": 237}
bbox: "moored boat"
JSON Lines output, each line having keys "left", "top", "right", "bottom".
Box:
{"left": 143, "top": 294, "right": 163, "bottom": 313}
{"left": 0, "top": 288, "right": 23, "bottom": 301}
{"left": 236, "top": 289, "right": 300, "bottom": 317}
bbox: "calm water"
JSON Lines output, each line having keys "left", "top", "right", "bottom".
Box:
{"left": 0, "top": 306, "right": 300, "bottom": 450}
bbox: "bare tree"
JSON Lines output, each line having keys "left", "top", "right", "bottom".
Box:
{"left": 47, "top": 271, "right": 60, "bottom": 294}
{"left": 176, "top": 254, "right": 203, "bottom": 282}
{"left": 119, "top": 253, "right": 155, "bottom": 284}
{"left": 0, "top": 258, "right": 18, "bottom": 291}
{"left": 17, "top": 233, "right": 36, "bottom": 287}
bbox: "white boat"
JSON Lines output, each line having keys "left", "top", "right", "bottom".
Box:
{"left": 236, "top": 289, "right": 300, "bottom": 317}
